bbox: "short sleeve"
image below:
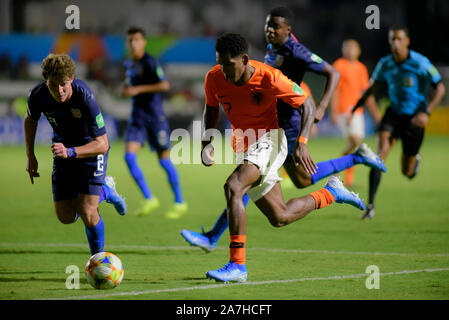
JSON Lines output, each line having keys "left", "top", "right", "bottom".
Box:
{"left": 371, "top": 59, "right": 385, "bottom": 83}
{"left": 292, "top": 43, "right": 328, "bottom": 73}
{"left": 83, "top": 89, "right": 107, "bottom": 138}
{"left": 26, "top": 89, "right": 41, "bottom": 121}
{"left": 145, "top": 58, "right": 167, "bottom": 82}
{"left": 422, "top": 59, "right": 442, "bottom": 86}
{"left": 204, "top": 71, "right": 219, "bottom": 107}
{"left": 272, "top": 71, "right": 308, "bottom": 108}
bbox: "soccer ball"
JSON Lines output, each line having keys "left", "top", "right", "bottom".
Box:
{"left": 85, "top": 252, "right": 124, "bottom": 289}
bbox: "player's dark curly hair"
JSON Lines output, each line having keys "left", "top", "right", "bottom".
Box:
{"left": 269, "top": 6, "right": 294, "bottom": 25}
{"left": 215, "top": 33, "right": 248, "bottom": 58}
{"left": 127, "top": 26, "right": 146, "bottom": 36}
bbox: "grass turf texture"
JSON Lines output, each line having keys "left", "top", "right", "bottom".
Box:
{"left": 0, "top": 136, "right": 448, "bottom": 300}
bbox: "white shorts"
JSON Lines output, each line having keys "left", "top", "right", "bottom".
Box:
{"left": 235, "top": 129, "right": 288, "bottom": 201}
{"left": 337, "top": 113, "right": 365, "bottom": 139}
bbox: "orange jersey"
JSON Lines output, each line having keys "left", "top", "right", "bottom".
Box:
{"left": 205, "top": 60, "right": 308, "bottom": 152}
{"left": 300, "top": 81, "right": 312, "bottom": 98}
{"left": 333, "top": 58, "right": 369, "bottom": 114}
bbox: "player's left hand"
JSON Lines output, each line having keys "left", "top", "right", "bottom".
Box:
{"left": 314, "top": 105, "right": 326, "bottom": 123}
{"left": 293, "top": 142, "right": 318, "bottom": 175}
{"left": 411, "top": 112, "right": 429, "bottom": 128}
{"left": 121, "top": 85, "right": 140, "bottom": 97}
{"left": 51, "top": 143, "right": 68, "bottom": 158}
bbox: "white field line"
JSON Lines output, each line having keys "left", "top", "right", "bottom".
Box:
{"left": 1, "top": 242, "right": 449, "bottom": 257}
{"left": 38, "top": 267, "right": 449, "bottom": 300}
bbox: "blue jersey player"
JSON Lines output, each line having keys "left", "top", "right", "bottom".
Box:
{"left": 24, "top": 54, "right": 126, "bottom": 256}
{"left": 352, "top": 26, "right": 446, "bottom": 219}
{"left": 122, "top": 26, "right": 187, "bottom": 219}
{"left": 181, "top": 7, "right": 387, "bottom": 253}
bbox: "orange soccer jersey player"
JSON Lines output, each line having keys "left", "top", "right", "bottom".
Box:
{"left": 331, "top": 39, "right": 380, "bottom": 186}
{"left": 200, "top": 33, "right": 365, "bottom": 283}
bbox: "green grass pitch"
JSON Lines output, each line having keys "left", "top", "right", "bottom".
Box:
{"left": 0, "top": 136, "right": 448, "bottom": 300}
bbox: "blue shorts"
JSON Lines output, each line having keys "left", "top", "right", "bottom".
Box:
{"left": 124, "top": 117, "right": 171, "bottom": 152}
{"left": 52, "top": 150, "right": 108, "bottom": 202}
{"left": 278, "top": 113, "right": 301, "bottom": 156}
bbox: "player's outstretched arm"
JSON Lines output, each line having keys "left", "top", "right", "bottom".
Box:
{"left": 351, "top": 79, "right": 380, "bottom": 114}
{"left": 294, "top": 96, "right": 318, "bottom": 175}
{"left": 24, "top": 113, "right": 40, "bottom": 184}
{"left": 52, "top": 134, "right": 109, "bottom": 159}
{"left": 315, "top": 64, "right": 340, "bottom": 122}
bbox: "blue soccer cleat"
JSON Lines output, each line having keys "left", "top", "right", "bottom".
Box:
{"left": 181, "top": 228, "right": 217, "bottom": 253}
{"left": 206, "top": 261, "right": 247, "bottom": 283}
{"left": 104, "top": 176, "right": 127, "bottom": 215}
{"left": 324, "top": 176, "right": 366, "bottom": 210}
{"left": 354, "top": 143, "right": 387, "bottom": 172}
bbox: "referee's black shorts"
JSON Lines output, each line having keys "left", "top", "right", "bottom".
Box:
{"left": 378, "top": 107, "right": 424, "bottom": 156}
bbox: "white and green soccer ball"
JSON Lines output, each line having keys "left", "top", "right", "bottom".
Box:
{"left": 85, "top": 252, "right": 124, "bottom": 289}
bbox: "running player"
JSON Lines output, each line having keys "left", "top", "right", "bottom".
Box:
{"left": 122, "top": 26, "right": 187, "bottom": 219}
{"left": 351, "top": 26, "right": 446, "bottom": 219}
{"left": 200, "top": 33, "right": 366, "bottom": 282}
{"left": 181, "top": 7, "right": 386, "bottom": 251}
{"left": 24, "top": 53, "right": 126, "bottom": 256}
{"left": 331, "top": 39, "right": 381, "bottom": 186}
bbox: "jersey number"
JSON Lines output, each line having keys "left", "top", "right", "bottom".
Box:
{"left": 97, "top": 155, "right": 104, "bottom": 172}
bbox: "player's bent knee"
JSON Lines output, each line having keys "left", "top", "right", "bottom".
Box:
{"left": 55, "top": 210, "right": 77, "bottom": 224}
{"left": 224, "top": 178, "right": 244, "bottom": 200}
{"left": 79, "top": 211, "right": 100, "bottom": 228}
{"left": 267, "top": 215, "right": 288, "bottom": 228}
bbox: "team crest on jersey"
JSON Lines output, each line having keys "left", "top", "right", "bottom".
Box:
{"left": 71, "top": 108, "right": 82, "bottom": 119}
{"left": 252, "top": 91, "right": 264, "bottom": 105}
{"left": 134, "top": 64, "right": 144, "bottom": 76}
{"left": 275, "top": 55, "right": 284, "bottom": 67}
{"left": 402, "top": 76, "right": 414, "bottom": 87}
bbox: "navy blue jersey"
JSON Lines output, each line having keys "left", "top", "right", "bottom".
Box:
{"left": 124, "top": 53, "right": 167, "bottom": 122}
{"left": 265, "top": 34, "right": 328, "bottom": 121}
{"left": 27, "top": 79, "right": 107, "bottom": 147}
{"left": 265, "top": 34, "right": 328, "bottom": 84}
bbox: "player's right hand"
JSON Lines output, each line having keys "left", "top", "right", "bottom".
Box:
{"left": 26, "top": 156, "right": 40, "bottom": 184}
{"left": 201, "top": 142, "right": 215, "bottom": 167}
{"left": 293, "top": 142, "right": 318, "bottom": 175}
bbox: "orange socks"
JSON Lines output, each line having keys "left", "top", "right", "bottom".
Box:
{"left": 309, "top": 188, "right": 335, "bottom": 209}
{"left": 229, "top": 235, "right": 246, "bottom": 265}
{"left": 345, "top": 166, "right": 355, "bottom": 187}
